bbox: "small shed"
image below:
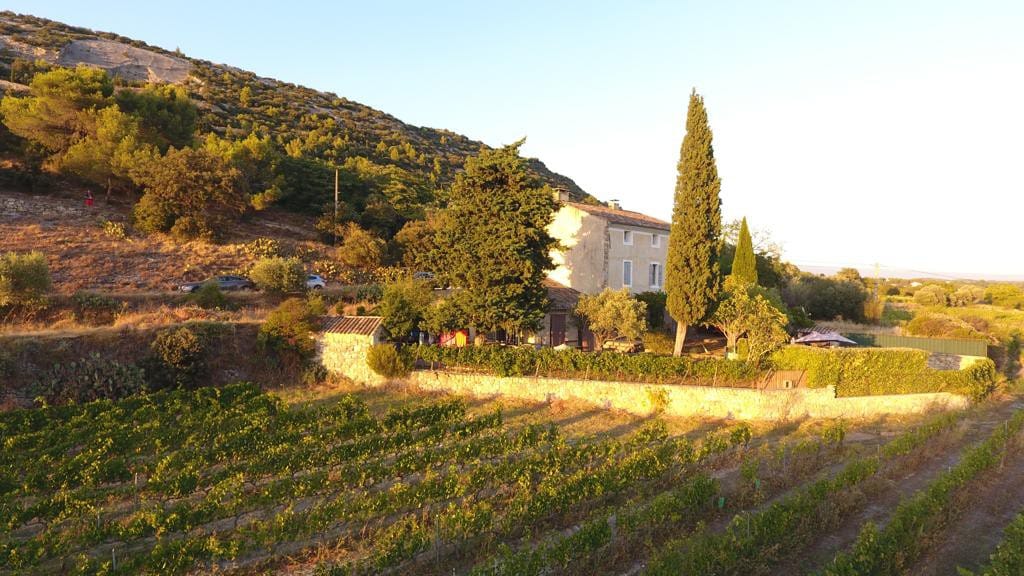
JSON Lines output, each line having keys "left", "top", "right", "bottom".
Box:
{"left": 538, "top": 279, "right": 586, "bottom": 348}
{"left": 793, "top": 330, "right": 858, "bottom": 348}
{"left": 322, "top": 315, "right": 386, "bottom": 344}
{"left": 320, "top": 316, "right": 386, "bottom": 382}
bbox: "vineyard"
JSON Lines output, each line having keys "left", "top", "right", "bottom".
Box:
{"left": 2, "top": 382, "right": 1024, "bottom": 575}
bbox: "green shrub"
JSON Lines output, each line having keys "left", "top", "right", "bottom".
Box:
{"left": 169, "top": 215, "right": 211, "bottom": 242}
{"left": 367, "top": 344, "right": 412, "bottom": 378}
{"left": 771, "top": 345, "right": 997, "bottom": 398}
{"left": 412, "top": 345, "right": 760, "bottom": 385}
{"left": 302, "top": 363, "right": 329, "bottom": 386}
{"left": 71, "top": 291, "right": 120, "bottom": 325}
{"left": 258, "top": 297, "right": 321, "bottom": 368}
{"left": 34, "top": 353, "right": 146, "bottom": 405}
{"left": 355, "top": 284, "right": 383, "bottom": 304}
{"left": 913, "top": 284, "right": 948, "bottom": 307}
{"left": 101, "top": 220, "right": 128, "bottom": 240}
{"left": 643, "top": 330, "right": 676, "bottom": 356}
{"left": 187, "top": 281, "right": 228, "bottom": 310}
{"left": 0, "top": 251, "right": 51, "bottom": 308}
{"left": 986, "top": 284, "right": 1024, "bottom": 310}
{"left": 635, "top": 291, "right": 668, "bottom": 330}
{"left": 243, "top": 237, "right": 281, "bottom": 259}
{"left": 782, "top": 274, "right": 867, "bottom": 322}
{"left": 906, "top": 313, "right": 986, "bottom": 339}
{"left": 249, "top": 256, "right": 305, "bottom": 293}
{"left": 149, "top": 325, "right": 210, "bottom": 389}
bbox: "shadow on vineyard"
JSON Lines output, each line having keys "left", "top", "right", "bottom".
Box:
{"left": 3, "top": 377, "right": 1023, "bottom": 575}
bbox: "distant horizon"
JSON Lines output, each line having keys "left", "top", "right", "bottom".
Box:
{"left": 794, "top": 263, "right": 1024, "bottom": 283}
{"left": 6, "top": 1, "right": 1024, "bottom": 278}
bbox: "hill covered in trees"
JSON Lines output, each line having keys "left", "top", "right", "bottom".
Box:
{"left": 0, "top": 11, "right": 593, "bottom": 241}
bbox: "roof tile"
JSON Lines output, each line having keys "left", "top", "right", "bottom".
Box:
{"left": 565, "top": 201, "right": 671, "bottom": 231}
{"left": 322, "top": 316, "right": 384, "bottom": 336}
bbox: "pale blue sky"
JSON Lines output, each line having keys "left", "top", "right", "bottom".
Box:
{"left": 12, "top": 1, "right": 1024, "bottom": 278}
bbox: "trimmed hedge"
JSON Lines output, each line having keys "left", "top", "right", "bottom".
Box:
{"left": 411, "top": 345, "right": 760, "bottom": 386}
{"left": 771, "top": 346, "right": 997, "bottom": 399}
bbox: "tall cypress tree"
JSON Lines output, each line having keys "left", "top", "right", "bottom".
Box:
{"left": 731, "top": 217, "right": 758, "bottom": 286}
{"left": 665, "top": 90, "right": 722, "bottom": 356}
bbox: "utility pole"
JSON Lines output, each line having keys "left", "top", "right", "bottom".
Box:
{"left": 874, "top": 261, "right": 881, "bottom": 325}
{"left": 334, "top": 167, "right": 339, "bottom": 245}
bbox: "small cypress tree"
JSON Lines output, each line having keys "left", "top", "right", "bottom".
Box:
{"left": 731, "top": 217, "right": 758, "bottom": 286}
{"left": 665, "top": 90, "right": 722, "bottom": 356}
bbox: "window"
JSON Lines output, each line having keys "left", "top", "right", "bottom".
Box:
{"left": 652, "top": 234, "right": 661, "bottom": 248}
{"left": 622, "top": 230, "right": 632, "bottom": 245}
{"left": 649, "top": 262, "right": 663, "bottom": 288}
{"left": 623, "top": 260, "right": 633, "bottom": 287}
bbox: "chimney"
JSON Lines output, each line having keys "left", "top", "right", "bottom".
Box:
{"left": 609, "top": 199, "right": 621, "bottom": 210}
{"left": 552, "top": 187, "right": 569, "bottom": 203}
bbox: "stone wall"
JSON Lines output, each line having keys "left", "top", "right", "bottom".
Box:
{"left": 319, "top": 333, "right": 384, "bottom": 385}
{"left": 403, "top": 370, "right": 969, "bottom": 421}
{"left": 319, "top": 337, "right": 971, "bottom": 420}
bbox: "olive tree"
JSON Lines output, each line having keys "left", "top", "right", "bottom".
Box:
{"left": 575, "top": 288, "right": 648, "bottom": 345}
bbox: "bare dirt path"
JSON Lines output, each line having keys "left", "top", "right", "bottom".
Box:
{"left": 784, "top": 397, "right": 1024, "bottom": 575}
{"left": 908, "top": 433, "right": 1024, "bottom": 575}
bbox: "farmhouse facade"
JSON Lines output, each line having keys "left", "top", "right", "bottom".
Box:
{"left": 547, "top": 190, "right": 670, "bottom": 295}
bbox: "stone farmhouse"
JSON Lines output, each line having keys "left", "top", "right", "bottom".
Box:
{"left": 547, "top": 190, "right": 670, "bottom": 295}
{"left": 534, "top": 191, "right": 671, "bottom": 348}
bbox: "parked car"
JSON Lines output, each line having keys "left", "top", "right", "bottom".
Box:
{"left": 412, "top": 271, "right": 435, "bottom": 281}
{"left": 178, "top": 275, "right": 254, "bottom": 293}
{"left": 601, "top": 336, "right": 645, "bottom": 354}
{"left": 306, "top": 274, "right": 326, "bottom": 290}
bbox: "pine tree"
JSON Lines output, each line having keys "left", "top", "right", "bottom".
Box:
{"left": 665, "top": 90, "right": 722, "bottom": 356}
{"left": 428, "top": 140, "right": 558, "bottom": 335}
{"left": 731, "top": 217, "right": 758, "bottom": 286}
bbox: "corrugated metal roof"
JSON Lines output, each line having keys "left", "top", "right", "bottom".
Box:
{"left": 543, "top": 278, "right": 582, "bottom": 311}
{"left": 322, "top": 316, "right": 384, "bottom": 336}
{"left": 565, "top": 201, "right": 671, "bottom": 231}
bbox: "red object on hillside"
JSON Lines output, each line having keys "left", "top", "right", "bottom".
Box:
{"left": 84, "top": 191, "right": 94, "bottom": 207}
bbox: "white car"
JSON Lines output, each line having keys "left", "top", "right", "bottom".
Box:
{"left": 306, "top": 274, "right": 326, "bottom": 290}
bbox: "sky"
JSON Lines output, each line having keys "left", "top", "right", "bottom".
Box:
{"left": 11, "top": 1, "right": 1024, "bottom": 279}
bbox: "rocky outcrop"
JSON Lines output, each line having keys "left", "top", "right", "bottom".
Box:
{"left": 56, "top": 38, "right": 191, "bottom": 84}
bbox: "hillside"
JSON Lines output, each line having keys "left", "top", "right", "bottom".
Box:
{"left": 0, "top": 11, "right": 593, "bottom": 203}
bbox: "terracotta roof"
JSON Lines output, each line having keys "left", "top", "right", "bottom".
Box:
{"left": 322, "top": 316, "right": 384, "bottom": 336}
{"left": 543, "top": 278, "right": 582, "bottom": 311}
{"left": 564, "top": 201, "right": 671, "bottom": 231}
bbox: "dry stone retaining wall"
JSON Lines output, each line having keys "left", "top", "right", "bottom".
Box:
{"left": 319, "top": 337, "right": 970, "bottom": 420}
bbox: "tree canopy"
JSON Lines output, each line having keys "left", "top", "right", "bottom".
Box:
{"left": 130, "top": 146, "right": 244, "bottom": 240}
{"left": 429, "top": 140, "right": 558, "bottom": 334}
{"left": 378, "top": 279, "right": 433, "bottom": 340}
{"left": 665, "top": 90, "right": 722, "bottom": 355}
{"left": 709, "top": 276, "right": 788, "bottom": 364}
{"left": 575, "top": 288, "right": 648, "bottom": 345}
